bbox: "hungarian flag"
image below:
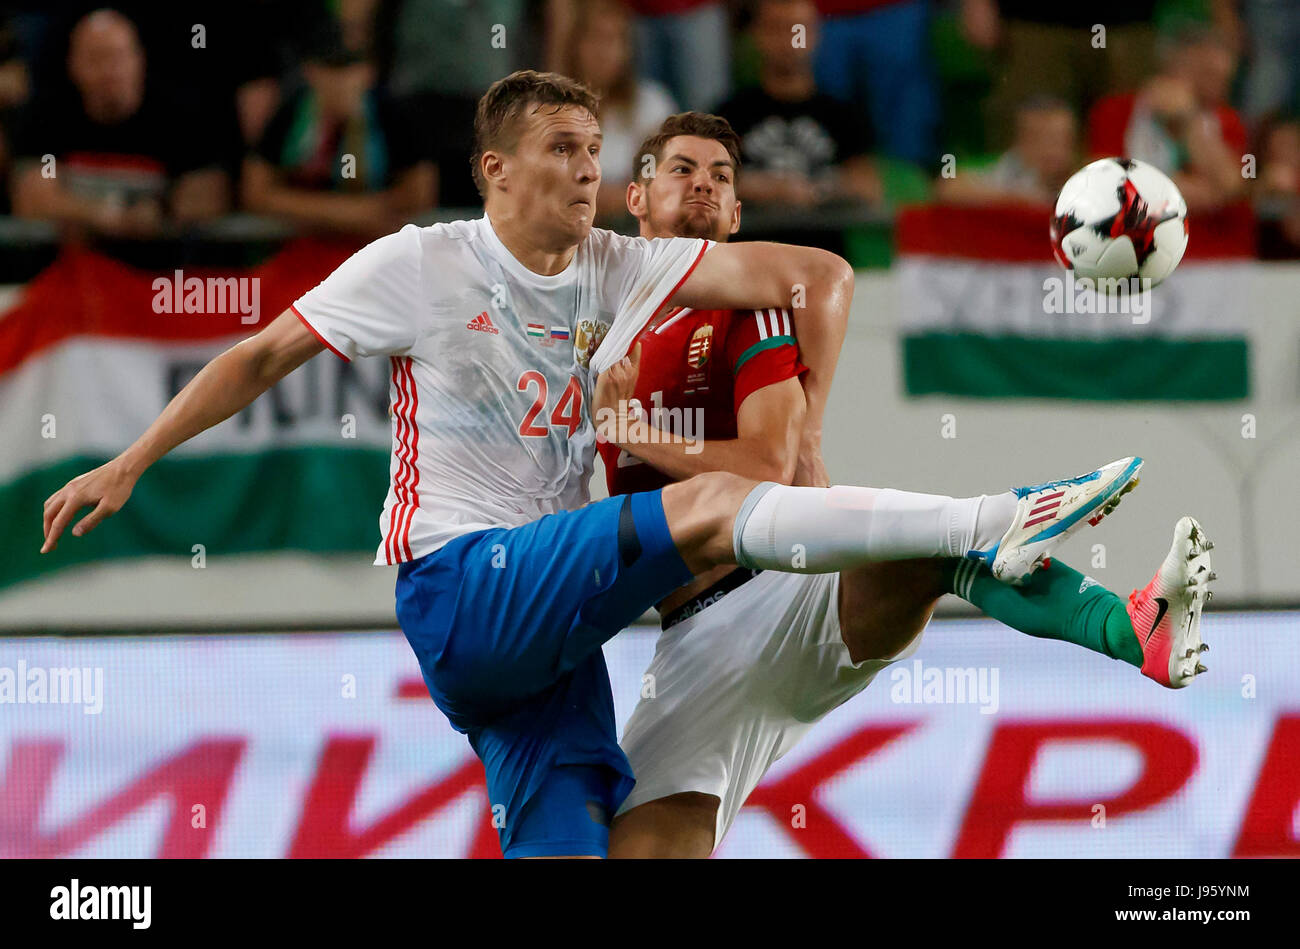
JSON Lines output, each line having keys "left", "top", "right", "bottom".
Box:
{"left": 898, "top": 204, "right": 1253, "bottom": 400}
{"left": 0, "top": 241, "right": 392, "bottom": 591}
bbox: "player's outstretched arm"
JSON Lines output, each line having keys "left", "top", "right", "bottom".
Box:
{"left": 40, "top": 309, "right": 325, "bottom": 553}
{"left": 667, "top": 242, "right": 852, "bottom": 484}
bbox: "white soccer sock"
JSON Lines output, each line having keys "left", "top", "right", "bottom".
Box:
{"left": 971, "top": 490, "right": 1019, "bottom": 552}
{"left": 732, "top": 482, "right": 1019, "bottom": 573}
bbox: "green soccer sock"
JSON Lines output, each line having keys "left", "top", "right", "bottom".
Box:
{"left": 942, "top": 557, "right": 1143, "bottom": 667}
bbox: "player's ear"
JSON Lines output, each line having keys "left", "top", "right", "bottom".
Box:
{"left": 729, "top": 198, "right": 742, "bottom": 236}
{"left": 482, "top": 151, "right": 507, "bottom": 192}
{"left": 627, "top": 178, "right": 646, "bottom": 219}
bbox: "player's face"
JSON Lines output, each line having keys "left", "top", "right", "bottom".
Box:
{"left": 632, "top": 135, "right": 741, "bottom": 242}
{"left": 492, "top": 104, "right": 602, "bottom": 249}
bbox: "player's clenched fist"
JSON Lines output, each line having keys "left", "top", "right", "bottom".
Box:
{"left": 41, "top": 459, "right": 138, "bottom": 554}
{"left": 592, "top": 342, "right": 642, "bottom": 444}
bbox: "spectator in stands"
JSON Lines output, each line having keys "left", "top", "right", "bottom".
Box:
{"left": 1238, "top": 0, "right": 1297, "bottom": 124}
{"left": 1087, "top": 25, "right": 1247, "bottom": 210}
{"left": 1253, "top": 114, "right": 1300, "bottom": 248}
{"left": 9, "top": 9, "right": 230, "bottom": 236}
{"left": 0, "top": 16, "right": 27, "bottom": 112}
{"left": 242, "top": 23, "right": 434, "bottom": 237}
{"left": 0, "top": 16, "right": 31, "bottom": 214}
{"left": 811, "top": 0, "right": 938, "bottom": 167}
{"left": 622, "top": 0, "right": 730, "bottom": 112}
{"left": 379, "top": 0, "right": 526, "bottom": 100}
{"left": 716, "top": 0, "right": 880, "bottom": 208}
{"left": 120, "top": 1, "right": 310, "bottom": 153}
{"left": 4, "top": 2, "right": 294, "bottom": 165}
{"left": 558, "top": 0, "right": 677, "bottom": 222}
{"left": 373, "top": 0, "right": 527, "bottom": 208}
{"left": 936, "top": 94, "right": 1076, "bottom": 205}
{"left": 1256, "top": 116, "right": 1300, "bottom": 202}
{"left": 963, "top": 0, "right": 1164, "bottom": 153}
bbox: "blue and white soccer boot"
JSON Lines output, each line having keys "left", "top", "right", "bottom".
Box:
{"left": 970, "top": 456, "right": 1144, "bottom": 585}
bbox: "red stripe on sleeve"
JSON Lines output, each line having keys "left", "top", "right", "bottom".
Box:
{"left": 651, "top": 240, "right": 712, "bottom": 320}
{"left": 291, "top": 303, "right": 350, "bottom": 362}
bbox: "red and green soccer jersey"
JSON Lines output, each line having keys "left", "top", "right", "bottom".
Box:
{"left": 599, "top": 306, "right": 806, "bottom": 495}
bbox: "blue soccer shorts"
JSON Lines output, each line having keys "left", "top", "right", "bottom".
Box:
{"left": 395, "top": 490, "right": 693, "bottom": 858}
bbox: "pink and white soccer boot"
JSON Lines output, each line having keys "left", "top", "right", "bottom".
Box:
{"left": 1128, "top": 516, "right": 1216, "bottom": 688}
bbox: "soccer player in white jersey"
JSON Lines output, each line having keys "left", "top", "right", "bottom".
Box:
{"left": 589, "top": 113, "right": 1215, "bottom": 858}
{"left": 41, "top": 71, "right": 1145, "bottom": 859}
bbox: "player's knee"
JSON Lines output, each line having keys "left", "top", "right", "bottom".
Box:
{"left": 687, "top": 470, "right": 757, "bottom": 515}
{"left": 663, "top": 471, "right": 759, "bottom": 569}
{"left": 840, "top": 561, "right": 943, "bottom": 662}
{"left": 843, "top": 606, "right": 934, "bottom": 663}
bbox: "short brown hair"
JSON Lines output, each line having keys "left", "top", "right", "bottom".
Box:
{"left": 471, "top": 70, "right": 601, "bottom": 198}
{"left": 632, "top": 111, "right": 743, "bottom": 185}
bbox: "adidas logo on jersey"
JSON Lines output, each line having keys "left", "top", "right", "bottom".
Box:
{"left": 466, "top": 311, "right": 499, "bottom": 335}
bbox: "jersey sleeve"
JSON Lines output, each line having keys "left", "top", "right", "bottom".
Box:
{"left": 290, "top": 223, "right": 424, "bottom": 360}
{"left": 589, "top": 233, "right": 712, "bottom": 374}
{"left": 723, "top": 308, "right": 807, "bottom": 415}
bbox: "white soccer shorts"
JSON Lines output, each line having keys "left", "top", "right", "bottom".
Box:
{"left": 617, "top": 569, "right": 927, "bottom": 849}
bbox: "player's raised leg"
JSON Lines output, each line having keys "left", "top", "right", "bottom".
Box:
{"left": 660, "top": 456, "right": 1143, "bottom": 583}
{"left": 832, "top": 514, "right": 1217, "bottom": 687}
{"left": 943, "top": 516, "right": 1215, "bottom": 687}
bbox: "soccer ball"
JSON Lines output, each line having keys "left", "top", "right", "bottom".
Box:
{"left": 1050, "top": 157, "right": 1189, "bottom": 287}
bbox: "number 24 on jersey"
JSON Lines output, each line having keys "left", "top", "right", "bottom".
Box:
{"left": 517, "top": 371, "right": 583, "bottom": 438}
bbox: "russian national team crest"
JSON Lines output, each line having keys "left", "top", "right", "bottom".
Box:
{"left": 574, "top": 318, "right": 610, "bottom": 369}
{"left": 687, "top": 324, "right": 713, "bottom": 368}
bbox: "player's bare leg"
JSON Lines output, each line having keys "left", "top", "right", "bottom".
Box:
{"left": 837, "top": 559, "right": 945, "bottom": 662}
{"left": 609, "top": 792, "right": 720, "bottom": 858}
{"left": 659, "top": 471, "right": 753, "bottom": 574}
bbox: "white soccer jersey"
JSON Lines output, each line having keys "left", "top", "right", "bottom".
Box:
{"left": 292, "top": 216, "right": 711, "bottom": 564}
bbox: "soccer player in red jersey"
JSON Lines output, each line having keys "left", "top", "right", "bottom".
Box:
{"left": 597, "top": 113, "right": 1215, "bottom": 858}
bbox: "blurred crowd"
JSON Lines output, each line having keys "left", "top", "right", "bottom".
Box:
{"left": 0, "top": 0, "right": 1298, "bottom": 242}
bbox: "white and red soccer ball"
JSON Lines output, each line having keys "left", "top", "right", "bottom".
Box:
{"left": 1050, "top": 157, "right": 1189, "bottom": 287}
